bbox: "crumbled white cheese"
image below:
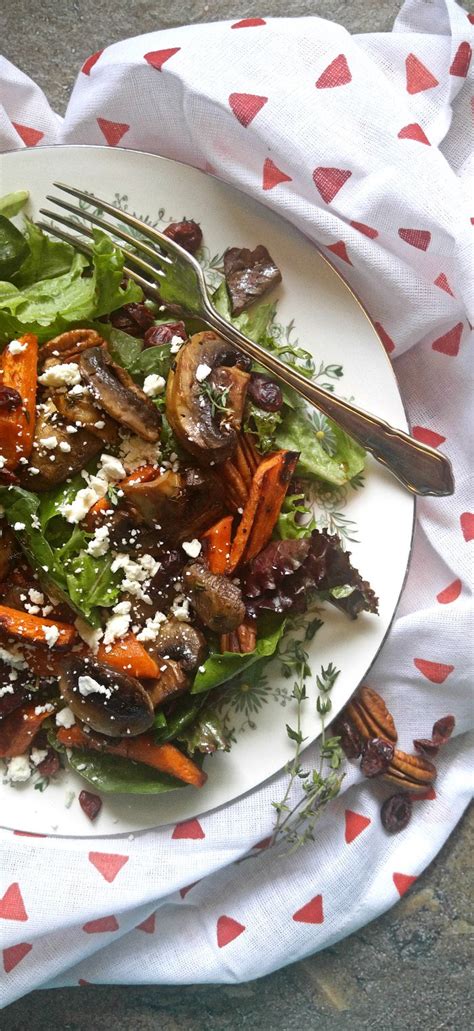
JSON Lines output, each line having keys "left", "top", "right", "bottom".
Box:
{"left": 136, "top": 611, "right": 167, "bottom": 642}
{"left": 28, "top": 589, "right": 45, "bottom": 606}
{"left": 112, "top": 600, "right": 132, "bottom": 616}
{"left": 59, "top": 441, "right": 72, "bottom": 453}
{"left": 34, "top": 703, "right": 54, "bottom": 715}
{"left": 66, "top": 425, "right": 78, "bottom": 434}
{"left": 68, "top": 382, "right": 85, "bottom": 396}
{"left": 171, "top": 596, "right": 191, "bottom": 622}
{"left": 0, "top": 645, "right": 27, "bottom": 670}
{"left": 118, "top": 433, "right": 161, "bottom": 473}
{"left": 170, "top": 334, "right": 184, "bottom": 354}
{"left": 60, "top": 455, "right": 124, "bottom": 524}
{"left": 74, "top": 618, "right": 103, "bottom": 653}
{"left": 8, "top": 339, "right": 28, "bottom": 355}
{"left": 38, "top": 363, "right": 81, "bottom": 387}
{"left": 55, "top": 706, "right": 76, "bottom": 728}
{"left": 0, "top": 456, "right": 6, "bottom": 470}
{"left": 31, "top": 748, "right": 48, "bottom": 766}
{"left": 61, "top": 487, "right": 101, "bottom": 524}
{"left": 111, "top": 552, "right": 160, "bottom": 604}
{"left": 78, "top": 675, "right": 112, "bottom": 699}
{"left": 39, "top": 435, "right": 58, "bottom": 451}
{"left": 143, "top": 373, "right": 166, "bottom": 397}
{"left": 103, "top": 612, "right": 131, "bottom": 645}
{"left": 0, "top": 684, "right": 14, "bottom": 699}
{"left": 5, "top": 755, "right": 32, "bottom": 783}
{"left": 195, "top": 363, "right": 212, "bottom": 383}
{"left": 86, "top": 525, "right": 110, "bottom": 557}
{"left": 13, "top": 522, "right": 26, "bottom": 531}
{"left": 99, "top": 453, "right": 126, "bottom": 482}
{"left": 94, "top": 420, "right": 105, "bottom": 429}
{"left": 43, "top": 624, "right": 60, "bottom": 648}
{"left": 182, "top": 538, "right": 202, "bottom": 558}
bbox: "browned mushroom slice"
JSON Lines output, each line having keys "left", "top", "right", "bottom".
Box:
{"left": 223, "top": 245, "right": 282, "bottom": 316}
{"left": 146, "top": 659, "right": 189, "bottom": 707}
{"left": 145, "top": 620, "right": 207, "bottom": 707}
{"left": 122, "top": 466, "right": 225, "bottom": 540}
{"left": 79, "top": 347, "right": 161, "bottom": 442}
{"left": 19, "top": 403, "right": 102, "bottom": 491}
{"left": 58, "top": 655, "right": 154, "bottom": 738}
{"left": 165, "top": 332, "right": 250, "bottom": 465}
{"left": 52, "top": 389, "right": 119, "bottom": 446}
{"left": 184, "top": 561, "right": 246, "bottom": 633}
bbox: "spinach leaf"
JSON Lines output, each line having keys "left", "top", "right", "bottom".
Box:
{"left": 66, "top": 553, "right": 121, "bottom": 618}
{"left": 154, "top": 693, "right": 205, "bottom": 743}
{"left": 177, "top": 703, "right": 230, "bottom": 754}
{"left": 191, "top": 613, "right": 285, "bottom": 694}
{"left": 0, "top": 214, "right": 30, "bottom": 280}
{"left": 107, "top": 327, "right": 143, "bottom": 369}
{"left": 0, "top": 191, "right": 29, "bottom": 219}
{"left": 130, "top": 343, "right": 173, "bottom": 382}
{"left": 66, "top": 750, "right": 186, "bottom": 794}
{"left": 275, "top": 405, "right": 365, "bottom": 486}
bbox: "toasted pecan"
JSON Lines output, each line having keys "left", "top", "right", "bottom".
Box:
{"left": 383, "top": 748, "right": 437, "bottom": 793}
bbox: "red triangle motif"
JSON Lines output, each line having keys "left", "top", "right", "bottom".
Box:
{"left": 468, "top": 14, "right": 474, "bottom": 24}
{"left": 82, "top": 50, "right": 103, "bottom": 75}
{"left": 449, "top": 42, "right": 472, "bottom": 77}
{"left": 405, "top": 54, "right": 439, "bottom": 94}
{"left": 254, "top": 836, "right": 272, "bottom": 850}
{"left": 144, "top": 48, "right": 181, "bottom": 71}
{"left": 434, "top": 272, "right": 454, "bottom": 296}
{"left": 398, "top": 123, "right": 430, "bottom": 145}
{"left": 414, "top": 658, "right": 454, "bottom": 684}
{"left": 88, "top": 852, "right": 129, "bottom": 883}
{"left": 412, "top": 426, "right": 446, "bottom": 448}
{"left": 0, "top": 883, "right": 28, "bottom": 922}
{"left": 373, "top": 321, "right": 395, "bottom": 355}
{"left": 11, "top": 123, "right": 44, "bottom": 147}
{"left": 398, "top": 228, "right": 431, "bottom": 251}
{"left": 217, "top": 915, "right": 246, "bottom": 947}
{"left": 393, "top": 872, "right": 416, "bottom": 897}
{"left": 262, "top": 158, "right": 292, "bottom": 191}
{"left": 350, "top": 220, "right": 378, "bottom": 239}
{"left": 316, "top": 54, "right": 352, "bottom": 89}
{"left": 13, "top": 830, "right": 46, "bottom": 837}
{"left": 437, "top": 579, "right": 462, "bottom": 605}
{"left": 460, "top": 512, "right": 474, "bottom": 543}
{"left": 326, "top": 240, "right": 351, "bottom": 264}
{"left": 82, "top": 915, "right": 119, "bottom": 933}
{"left": 172, "top": 818, "right": 205, "bottom": 840}
{"left": 78, "top": 978, "right": 91, "bottom": 985}
{"left": 293, "top": 894, "right": 324, "bottom": 924}
{"left": 413, "top": 786, "right": 437, "bottom": 802}
{"left": 228, "top": 93, "right": 268, "bottom": 127}
{"left": 136, "top": 912, "right": 156, "bottom": 933}
{"left": 96, "top": 118, "right": 130, "bottom": 147}
{"left": 313, "top": 167, "right": 352, "bottom": 204}
{"left": 431, "top": 323, "right": 463, "bottom": 356}
{"left": 344, "top": 810, "right": 371, "bottom": 844}
{"left": 3, "top": 942, "right": 32, "bottom": 974}
{"left": 231, "top": 18, "right": 266, "bottom": 28}
{"left": 179, "top": 881, "right": 199, "bottom": 898}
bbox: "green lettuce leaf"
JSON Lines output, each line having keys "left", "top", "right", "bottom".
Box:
{"left": 0, "top": 214, "right": 30, "bottom": 280}
{"left": 66, "top": 553, "right": 121, "bottom": 618}
{"left": 275, "top": 405, "right": 365, "bottom": 486}
{"left": 177, "top": 702, "right": 230, "bottom": 755}
{"left": 13, "top": 219, "right": 77, "bottom": 286}
{"left": 244, "top": 402, "right": 282, "bottom": 454}
{"left": 0, "top": 190, "right": 29, "bottom": 219}
{"left": 191, "top": 613, "right": 285, "bottom": 694}
{"left": 65, "top": 751, "right": 187, "bottom": 794}
{"left": 276, "top": 493, "right": 317, "bottom": 540}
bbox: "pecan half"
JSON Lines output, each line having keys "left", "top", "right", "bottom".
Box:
{"left": 342, "top": 686, "right": 397, "bottom": 746}
{"left": 383, "top": 748, "right": 437, "bottom": 793}
{"left": 41, "top": 329, "right": 106, "bottom": 365}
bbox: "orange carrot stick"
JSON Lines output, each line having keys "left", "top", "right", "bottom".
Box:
{"left": 0, "top": 605, "right": 76, "bottom": 649}
{"left": 0, "top": 333, "right": 38, "bottom": 469}
{"left": 228, "top": 450, "right": 299, "bottom": 572}
{"left": 202, "top": 515, "right": 233, "bottom": 574}
{"left": 57, "top": 725, "right": 206, "bottom": 788}
{"left": 97, "top": 633, "right": 160, "bottom": 679}
{"left": 0, "top": 703, "right": 56, "bottom": 758}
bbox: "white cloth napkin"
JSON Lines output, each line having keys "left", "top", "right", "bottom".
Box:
{"left": 0, "top": 0, "right": 472, "bottom": 1007}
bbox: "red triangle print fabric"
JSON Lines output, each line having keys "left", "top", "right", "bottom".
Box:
{"left": 0, "top": 0, "right": 472, "bottom": 1005}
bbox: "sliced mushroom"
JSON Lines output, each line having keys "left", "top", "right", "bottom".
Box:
{"left": 19, "top": 402, "right": 102, "bottom": 491}
{"left": 184, "top": 561, "right": 246, "bottom": 633}
{"left": 145, "top": 659, "right": 189, "bottom": 707}
{"left": 52, "top": 389, "right": 119, "bottom": 446}
{"left": 145, "top": 620, "right": 207, "bottom": 708}
{"left": 79, "top": 347, "right": 161, "bottom": 442}
{"left": 223, "top": 244, "right": 282, "bottom": 316}
{"left": 58, "top": 655, "right": 154, "bottom": 738}
{"left": 122, "top": 466, "right": 225, "bottom": 540}
{"left": 166, "top": 332, "right": 250, "bottom": 464}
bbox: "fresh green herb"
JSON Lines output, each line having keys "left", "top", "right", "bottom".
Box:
{"left": 199, "top": 379, "right": 231, "bottom": 418}
{"left": 244, "top": 402, "right": 282, "bottom": 453}
{"left": 0, "top": 190, "right": 29, "bottom": 219}
{"left": 271, "top": 646, "right": 344, "bottom": 852}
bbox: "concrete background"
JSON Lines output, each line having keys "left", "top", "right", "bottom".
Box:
{"left": 2, "top": 1, "right": 473, "bottom": 1027}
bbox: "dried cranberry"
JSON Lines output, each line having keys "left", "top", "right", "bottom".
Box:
{"left": 413, "top": 738, "right": 439, "bottom": 758}
{"left": 110, "top": 302, "right": 155, "bottom": 337}
{"left": 432, "top": 714, "right": 455, "bottom": 746}
{"left": 381, "top": 792, "right": 412, "bottom": 833}
{"left": 143, "top": 321, "right": 187, "bottom": 349}
{"left": 247, "top": 373, "right": 283, "bottom": 412}
{"left": 0, "top": 386, "right": 22, "bottom": 411}
{"left": 79, "top": 789, "right": 102, "bottom": 822}
{"left": 163, "top": 220, "right": 203, "bottom": 255}
{"left": 334, "top": 717, "right": 363, "bottom": 759}
{"left": 37, "top": 750, "right": 61, "bottom": 778}
{"left": 360, "top": 737, "right": 394, "bottom": 777}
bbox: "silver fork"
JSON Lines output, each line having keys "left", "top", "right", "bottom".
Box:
{"left": 38, "top": 182, "right": 454, "bottom": 498}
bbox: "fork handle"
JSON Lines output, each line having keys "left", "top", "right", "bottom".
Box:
{"left": 204, "top": 306, "right": 454, "bottom": 498}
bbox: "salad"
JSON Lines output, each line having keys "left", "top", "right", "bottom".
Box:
{"left": 0, "top": 191, "right": 377, "bottom": 810}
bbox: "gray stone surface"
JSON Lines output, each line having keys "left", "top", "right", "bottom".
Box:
{"left": 2, "top": 0, "right": 472, "bottom": 1025}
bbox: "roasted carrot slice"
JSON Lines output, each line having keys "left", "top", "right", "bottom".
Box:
{"left": 228, "top": 450, "right": 299, "bottom": 571}
{"left": 0, "top": 333, "right": 38, "bottom": 469}
{"left": 97, "top": 633, "right": 160, "bottom": 679}
{"left": 22, "top": 648, "right": 62, "bottom": 678}
{"left": 57, "top": 725, "right": 206, "bottom": 788}
{"left": 0, "top": 605, "right": 76, "bottom": 649}
{"left": 202, "top": 515, "right": 233, "bottom": 575}
{"left": 0, "top": 703, "right": 56, "bottom": 758}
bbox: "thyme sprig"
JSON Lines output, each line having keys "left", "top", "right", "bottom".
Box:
{"left": 199, "top": 380, "right": 231, "bottom": 418}
{"left": 271, "top": 643, "right": 344, "bottom": 852}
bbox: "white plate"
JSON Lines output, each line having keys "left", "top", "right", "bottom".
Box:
{"left": 0, "top": 146, "right": 414, "bottom": 836}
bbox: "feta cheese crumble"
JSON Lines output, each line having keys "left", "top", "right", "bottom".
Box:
{"left": 55, "top": 707, "right": 76, "bottom": 729}
{"left": 5, "top": 755, "right": 31, "bottom": 783}
{"left": 43, "top": 624, "right": 60, "bottom": 648}
{"left": 182, "top": 538, "right": 202, "bottom": 558}
{"left": 74, "top": 618, "right": 103, "bottom": 653}
{"left": 195, "top": 363, "right": 212, "bottom": 382}
{"left": 39, "top": 435, "right": 58, "bottom": 450}
{"left": 86, "top": 525, "right": 110, "bottom": 557}
{"left": 8, "top": 339, "right": 28, "bottom": 355}
{"left": 143, "top": 374, "right": 166, "bottom": 397}
{"left": 136, "top": 611, "right": 167, "bottom": 642}
{"left": 38, "top": 363, "right": 81, "bottom": 387}
{"left": 78, "top": 675, "right": 112, "bottom": 699}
